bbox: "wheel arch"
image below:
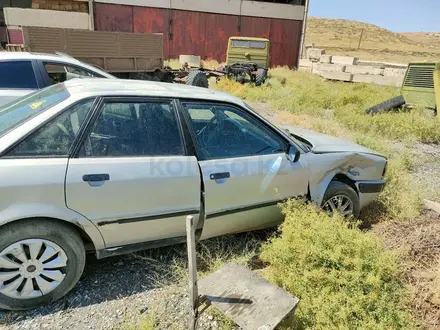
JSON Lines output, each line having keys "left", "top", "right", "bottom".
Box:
{"left": 310, "top": 171, "right": 359, "bottom": 206}
{"left": 0, "top": 211, "right": 105, "bottom": 255}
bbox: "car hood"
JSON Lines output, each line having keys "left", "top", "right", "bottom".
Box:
{"left": 280, "top": 124, "right": 384, "bottom": 157}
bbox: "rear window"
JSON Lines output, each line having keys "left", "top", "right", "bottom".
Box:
{"left": 0, "top": 84, "right": 70, "bottom": 137}
{"left": 231, "top": 40, "right": 267, "bottom": 49}
{"left": 0, "top": 61, "right": 38, "bottom": 89}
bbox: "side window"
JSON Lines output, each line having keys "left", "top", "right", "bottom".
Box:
{"left": 82, "top": 101, "right": 183, "bottom": 157}
{"left": 43, "top": 62, "right": 100, "bottom": 85}
{"left": 0, "top": 61, "right": 38, "bottom": 89}
{"left": 183, "top": 102, "right": 287, "bottom": 160}
{"left": 7, "top": 100, "right": 94, "bottom": 157}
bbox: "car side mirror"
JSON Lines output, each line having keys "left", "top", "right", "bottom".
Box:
{"left": 287, "top": 145, "right": 300, "bottom": 163}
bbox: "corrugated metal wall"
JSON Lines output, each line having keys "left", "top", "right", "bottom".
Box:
{"left": 94, "top": 3, "right": 302, "bottom": 68}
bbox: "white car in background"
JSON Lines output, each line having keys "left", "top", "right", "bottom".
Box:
{"left": 0, "top": 52, "right": 114, "bottom": 106}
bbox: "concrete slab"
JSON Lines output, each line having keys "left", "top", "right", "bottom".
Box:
{"left": 306, "top": 48, "right": 325, "bottom": 62}
{"left": 322, "top": 71, "right": 353, "bottom": 82}
{"left": 320, "top": 63, "right": 346, "bottom": 72}
{"left": 345, "top": 65, "right": 383, "bottom": 75}
{"left": 357, "top": 60, "right": 385, "bottom": 69}
{"left": 298, "top": 66, "right": 312, "bottom": 73}
{"left": 331, "top": 55, "right": 358, "bottom": 65}
{"left": 319, "top": 55, "right": 332, "bottom": 64}
{"left": 352, "top": 74, "right": 402, "bottom": 87}
{"left": 312, "top": 62, "right": 321, "bottom": 75}
{"left": 179, "top": 55, "right": 201, "bottom": 68}
{"left": 299, "top": 59, "right": 313, "bottom": 67}
{"left": 383, "top": 67, "right": 406, "bottom": 77}
{"left": 198, "top": 263, "right": 299, "bottom": 330}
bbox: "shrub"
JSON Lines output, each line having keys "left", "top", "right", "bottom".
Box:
{"left": 260, "top": 200, "right": 415, "bottom": 330}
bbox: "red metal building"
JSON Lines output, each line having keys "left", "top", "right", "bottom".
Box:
{"left": 93, "top": 0, "right": 306, "bottom": 68}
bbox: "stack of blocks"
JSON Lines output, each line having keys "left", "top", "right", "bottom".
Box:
{"left": 298, "top": 48, "right": 407, "bottom": 87}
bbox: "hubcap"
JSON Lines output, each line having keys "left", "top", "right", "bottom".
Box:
{"left": 323, "top": 195, "right": 354, "bottom": 217}
{"left": 0, "top": 239, "right": 68, "bottom": 299}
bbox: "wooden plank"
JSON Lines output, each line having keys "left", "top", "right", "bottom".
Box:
{"left": 198, "top": 263, "right": 299, "bottom": 330}
{"left": 186, "top": 215, "right": 198, "bottom": 330}
{"left": 423, "top": 199, "right": 440, "bottom": 215}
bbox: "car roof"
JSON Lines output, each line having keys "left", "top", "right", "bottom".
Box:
{"left": 64, "top": 78, "right": 245, "bottom": 105}
{"left": 0, "top": 52, "right": 114, "bottom": 78}
{"left": 0, "top": 52, "right": 82, "bottom": 63}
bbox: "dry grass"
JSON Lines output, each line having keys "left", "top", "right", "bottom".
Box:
{"left": 306, "top": 17, "right": 440, "bottom": 63}
{"left": 373, "top": 212, "right": 440, "bottom": 329}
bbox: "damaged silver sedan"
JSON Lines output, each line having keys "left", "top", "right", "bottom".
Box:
{"left": 0, "top": 79, "right": 386, "bottom": 310}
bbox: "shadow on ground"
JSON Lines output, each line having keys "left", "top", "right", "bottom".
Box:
{"left": 0, "top": 230, "right": 273, "bottom": 327}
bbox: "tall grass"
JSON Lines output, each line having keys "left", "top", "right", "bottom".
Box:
{"left": 214, "top": 68, "right": 440, "bottom": 144}
{"left": 261, "top": 200, "right": 415, "bottom": 330}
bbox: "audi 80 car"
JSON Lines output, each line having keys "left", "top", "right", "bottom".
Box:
{"left": 0, "top": 79, "right": 387, "bottom": 310}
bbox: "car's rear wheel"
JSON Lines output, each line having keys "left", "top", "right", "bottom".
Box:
{"left": 0, "top": 219, "right": 85, "bottom": 310}
{"left": 322, "top": 181, "right": 360, "bottom": 218}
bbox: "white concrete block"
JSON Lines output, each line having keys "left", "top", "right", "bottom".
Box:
{"left": 312, "top": 62, "right": 321, "bottom": 75}
{"left": 4, "top": 8, "right": 89, "bottom": 29}
{"left": 179, "top": 55, "right": 201, "bottom": 68}
{"left": 298, "top": 66, "right": 312, "bottom": 73}
{"left": 306, "top": 48, "right": 325, "bottom": 62}
{"left": 331, "top": 55, "right": 358, "bottom": 65}
{"left": 320, "top": 63, "right": 346, "bottom": 72}
{"left": 356, "top": 60, "right": 386, "bottom": 69}
{"left": 352, "top": 74, "right": 402, "bottom": 87}
{"left": 299, "top": 59, "right": 313, "bottom": 68}
{"left": 383, "top": 68, "right": 406, "bottom": 77}
{"left": 319, "top": 55, "right": 332, "bottom": 64}
{"left": 345, "top": 65, "right": 383, "bottom": 75}
{"left": 322, "top": 71, "right": 353, "bottom": 82}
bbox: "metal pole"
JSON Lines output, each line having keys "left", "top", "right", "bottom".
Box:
{"left": 298, "top": 0, "right": 310, "bottom": 64}
{"left": 186, "top": 215, "right": 198, "bottom": 330}
{"left": 88, "top": 0, "right": 94, "bottom": 31}
{"left": 357, "top": 28, "right": 364, "bottom": 50}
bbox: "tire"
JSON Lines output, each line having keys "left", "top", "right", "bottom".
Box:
{"left": 322, "top": 181, "right": 360, "bottom": 218}
{"left": 0, "top": 219, "right": 85, "bottom": 311}
{"left": 186, "top": 71, "right": 209, "bottom": 88}
{"left": 365, "top": 95, "right": 405, "bottom": 115}
{"left": 255, "top": 68, "right": 267, "bottom": 86}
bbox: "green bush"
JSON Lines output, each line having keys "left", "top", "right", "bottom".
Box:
{"left": 260, "top": 200, "right": 414, "bottom": 330}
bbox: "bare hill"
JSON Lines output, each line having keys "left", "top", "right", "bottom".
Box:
{"left": 305, "top": 17, "right": 440, "bottom": 63}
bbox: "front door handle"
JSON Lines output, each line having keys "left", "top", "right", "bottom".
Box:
{"left": 210, "top": 172, "right": 230, "bottom": 180}
{"left": 83, "top": 174, "right": 110, "bottom": 182}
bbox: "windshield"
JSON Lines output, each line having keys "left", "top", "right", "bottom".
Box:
{"left": 231, "top": 39, "right": 267, "bottom": 49}
{"left": 0, "top": 84, "right": 70, "bottom": 137}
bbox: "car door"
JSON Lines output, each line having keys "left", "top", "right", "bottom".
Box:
{"left": 0, "top": 60, "right": 42, "bottom": 106}
{"left": 181, "top": 101, "right": 309, "bottom": 239}
{"left": 65, "top": 98, "right": 201, "bottom": 248}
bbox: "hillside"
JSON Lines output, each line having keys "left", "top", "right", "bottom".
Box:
{"left": 305, "top": 17, "right": 440, "bottom": 63}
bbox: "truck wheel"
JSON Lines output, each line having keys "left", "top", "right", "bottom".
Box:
{"left": 365, "top": 95, "right": 405, "bottom": 115}
{"left": 186, "top": 71, "right": 209, "bottom": 88}
{"left": 255, "top": 68, "right": 267, "bottom": 86}
{"left": 0, "top": 219, "right": 85, "bottom": 310}
{"left": 322, "top": 181, "right": 360, "bottom": 218}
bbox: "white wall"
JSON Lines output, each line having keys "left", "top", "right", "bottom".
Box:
{"left": 95, "top": 0, "right": 305, "bottom": 20}
{"left": 4, "top": 8, "right": 90, "bottom": 30}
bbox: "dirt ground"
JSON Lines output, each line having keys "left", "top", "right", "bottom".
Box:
{"left": 1, "top": 104, "right": 439, "bottom": 330}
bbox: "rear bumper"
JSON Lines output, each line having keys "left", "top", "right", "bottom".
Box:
{"left": 356, "top": 180, "right": 386, "bottom": 209}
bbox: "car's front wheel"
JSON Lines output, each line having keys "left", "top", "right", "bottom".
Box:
{"left": 322, "top": 181, "right": 360, "bottom": 218}
{"left": 0, "top": 219, "right": 85, "bottom": 311}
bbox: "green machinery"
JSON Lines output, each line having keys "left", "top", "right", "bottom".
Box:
{"left": 366, "top": 62, "right": 440, "bottom": 115}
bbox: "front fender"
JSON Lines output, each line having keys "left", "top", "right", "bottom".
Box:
{"left": 0, "top": 202, "right": 105, "bottom": 251}
{"left": 302, "top": 152, "right": 386, "bottom": 206}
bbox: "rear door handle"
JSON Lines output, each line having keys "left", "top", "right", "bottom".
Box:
{"left": 210, "top": 172, "right": 230, "bottom": 180}
{"left": 82, "top": 174, "right": 110, "bottom": 182}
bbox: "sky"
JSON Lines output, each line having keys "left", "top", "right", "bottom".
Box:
{"left": 308, "top": 0, "right": 440, "bottom": 32}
